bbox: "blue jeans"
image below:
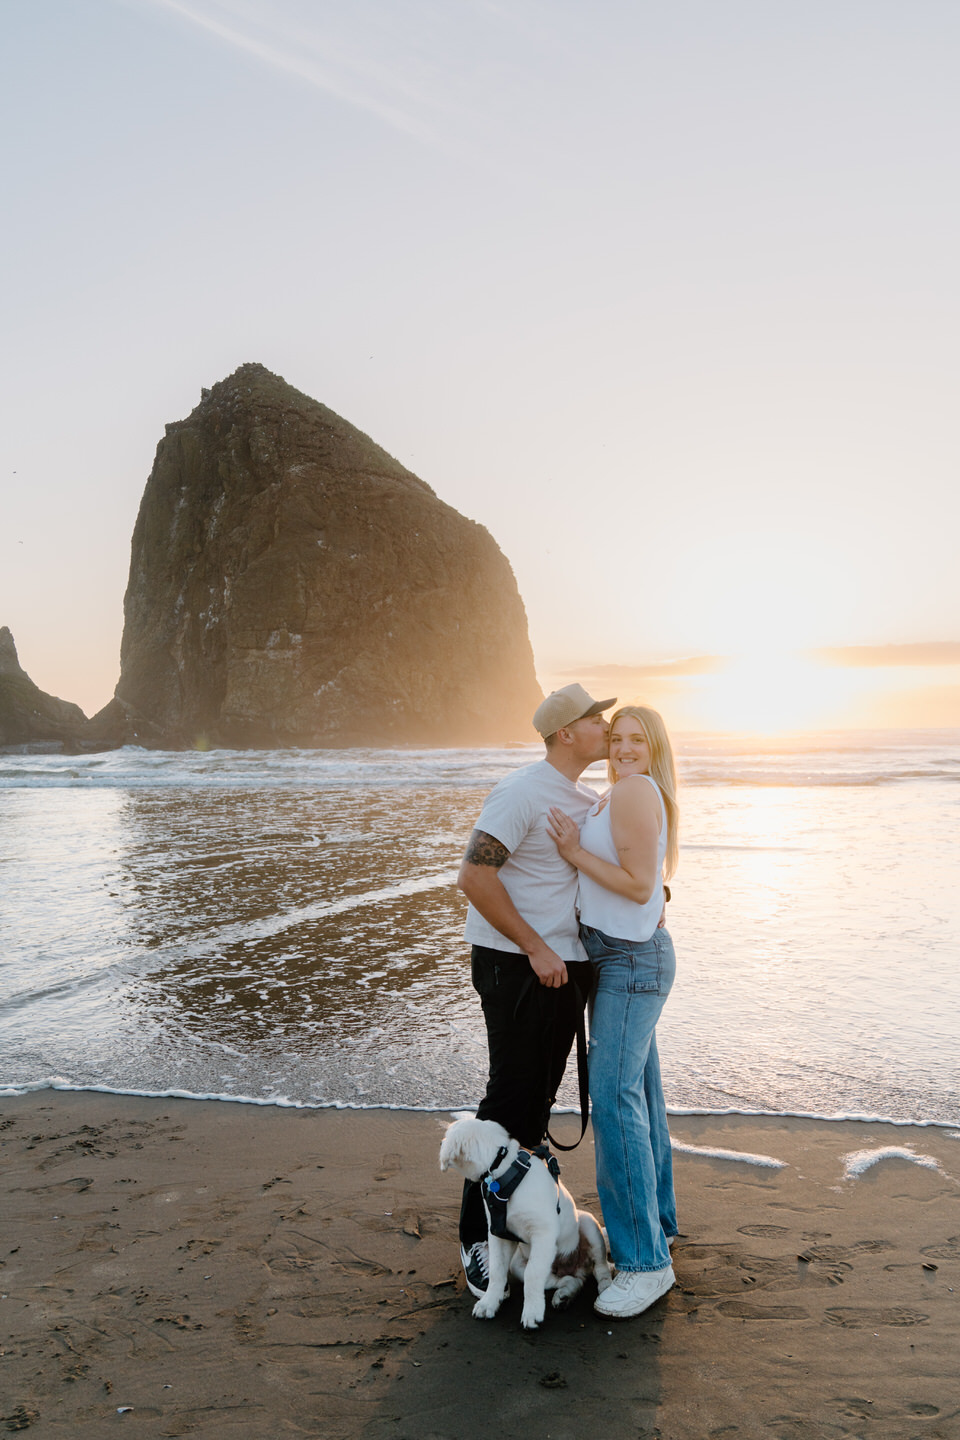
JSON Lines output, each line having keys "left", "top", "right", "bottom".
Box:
{"left": 583, "top": 923, "right": 677, "bottom": 1273}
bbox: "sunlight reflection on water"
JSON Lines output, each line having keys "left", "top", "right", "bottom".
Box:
{"left": 2, "top": 739, "right": 959, "bottom": 1121}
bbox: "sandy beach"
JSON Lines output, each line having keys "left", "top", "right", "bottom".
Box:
{"left": 2, "top": 1092, "right": 959, "bottom": 1439}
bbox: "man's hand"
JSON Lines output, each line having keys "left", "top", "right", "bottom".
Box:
{"left": 657, "top": 882, "right": 671, "bottom": 928}
{"left": 458, "top": 828, "right": 568, "bottom": 987}
{"left": 528, "top": 941, "right": 568, "bottom": 988}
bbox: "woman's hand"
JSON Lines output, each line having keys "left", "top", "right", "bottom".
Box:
{"left": 547, "top": 807, "right": 582, "bottom": 864}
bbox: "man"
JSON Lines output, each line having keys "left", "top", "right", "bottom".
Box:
{"left": 456, "top": 683, "right": 616, "bottom": 1295}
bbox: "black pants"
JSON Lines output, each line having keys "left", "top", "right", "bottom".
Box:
{"left": 459, "top": 946, "right": 593, "bottom": 1248}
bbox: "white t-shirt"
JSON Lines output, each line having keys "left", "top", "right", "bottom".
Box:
{"left": 577, "top": 774, "right": 667, "bottom": 943}
{"left": 463, "top": 760, "right": 597, "bottom": 966}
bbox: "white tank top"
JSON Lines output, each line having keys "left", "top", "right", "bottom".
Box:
{"left": 577, "top": 774, "right": 666, "bottom": 943}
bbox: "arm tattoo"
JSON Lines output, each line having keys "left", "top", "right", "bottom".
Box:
{"left": 464, "top": 829, "right": 510, "bottom": 868}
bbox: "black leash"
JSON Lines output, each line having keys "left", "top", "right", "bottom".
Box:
{"left": 546, "top": 980, "right": 590, "bottom": 1152}
{"left": 544, "top": 896, "right": 672, "bottom": 1152}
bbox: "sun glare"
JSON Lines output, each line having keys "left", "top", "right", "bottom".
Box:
{"left": 683, "top": 653, "right": 888, "bottom": 735}
{"left": 711, "top": 788, "right": 812, "bottom": 938}
{"left": 564, "top": 652, "right": 960, "bottom": 736}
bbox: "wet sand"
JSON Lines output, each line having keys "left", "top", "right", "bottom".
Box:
{"left": 2, "top": 1092, "right": 959, "bottom": 1439}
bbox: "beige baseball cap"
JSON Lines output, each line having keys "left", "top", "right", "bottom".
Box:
{"left": 532, "top": 683, "right": 617, "bottom": 739}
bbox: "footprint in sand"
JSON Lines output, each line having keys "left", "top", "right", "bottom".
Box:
{"left": 742, "top": 1255, "right": 851, "bottom": 1290}
{"left": 737, "top": 1224, "right": 789, "bottom": 1237}
{"left": 680, "top": 1248, "right": 767, "bottom": 1297}
{"left": 828, "top": 1397, "right": 943, "bottom": 1422}
{"left": 374, "top": 1153, "right": 402, "bottom": 1181}
{"left": 2, "top": 1408, "right": 40, "bottom": 1431}
{"left": 763, "top": 1420, "right": 824, "bottom": 1439}
{"left": 823, "top": 1306, "right": 928, "bottom": 1328}
{"left": 24, "top": 1176, "right": 94, "bottom": 1194}
{"left": 832, "top": 1397, "right": 878, "bottom": 1421}
{"left": 715, "top": 1300, "right": 808, "bottom": 1320}
{"left": 797, "top": 1240, "right": 893, "bottom": 1262}
{"left": 330, "top": 1250, "right": 392, "bottom": 1278}
{"left": 920, "top": 1236, "right": 960, "bottom": 1259}
{"left": 674, "top": 1244, "right": 727, "bottom": 1261}
{"left": 233, "top": 1312, "right": 264, "bottom": 1343}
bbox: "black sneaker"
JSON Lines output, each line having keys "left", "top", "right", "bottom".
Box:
{"left": 460, "top": 1240, "right": 489, "bottom": 1298}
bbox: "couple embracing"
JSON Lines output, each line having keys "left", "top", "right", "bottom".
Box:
{"left": 457, "top": 683, "right": 679, "bottom": 1320}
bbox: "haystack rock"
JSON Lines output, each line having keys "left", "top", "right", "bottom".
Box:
{"left": 106, "top": 364, "right": 542, "bottom": 748}
{"left": 0, "top": 627, "right": 87, "bottom": 749}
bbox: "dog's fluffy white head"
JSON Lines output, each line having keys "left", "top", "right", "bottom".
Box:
{"left": 439, "top": 1117, "right": 513, "bottom": 1182}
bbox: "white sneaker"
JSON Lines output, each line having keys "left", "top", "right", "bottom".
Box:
{"left": 594, "top": 1264, "right": 675, "bottom": 1318}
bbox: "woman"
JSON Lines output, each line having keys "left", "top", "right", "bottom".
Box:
{"left": 547, "top": 704, "right": 679, "bottom": 1319}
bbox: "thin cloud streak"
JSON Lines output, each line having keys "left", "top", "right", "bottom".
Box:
{"left": 564, "top": 657, "right": 729, "bottom": 680}
{"left": 187, "top": 0, "right": 461, "bottom": 114}
{"left": 143, "top": 0, "right": 549, "bottom": 180}
{"left": 813, "top": 643, "right": 960, "bottom": 669}
{"left": 148, "top": 0, "right": 440, "bottom": 144}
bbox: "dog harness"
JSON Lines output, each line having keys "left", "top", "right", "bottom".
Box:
{"left": 481, "top": 1144, "right": 561, "bottom": 1243}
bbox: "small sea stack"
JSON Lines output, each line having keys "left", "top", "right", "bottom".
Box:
{"left": 0, "top": 627, "right": 87, "bottom": 750}
{"left": 103, "top": 364, "right": 542, "bottom": 748}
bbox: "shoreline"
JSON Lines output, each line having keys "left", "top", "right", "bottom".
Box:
{"left": 3, "top": 1079, "right": 959, "bottom": 1133}
{"left": 3, "top": 1091, "right": 959, "bottom": 1438}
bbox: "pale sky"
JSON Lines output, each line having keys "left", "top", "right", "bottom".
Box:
{"left": 2, "top": 0, "right": 959, "bottom": 732}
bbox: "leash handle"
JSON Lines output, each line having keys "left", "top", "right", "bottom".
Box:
{"left": 546, "top": 984, "right": 589, "bottom": 1152}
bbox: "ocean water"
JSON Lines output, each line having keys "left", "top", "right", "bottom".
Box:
{"left": 1, "top": 731, "right": 958, "bottom": 1126}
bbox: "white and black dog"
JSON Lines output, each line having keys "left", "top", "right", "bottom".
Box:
{"left": 440, "top": 1117, "right": 612, "bottom": 1330}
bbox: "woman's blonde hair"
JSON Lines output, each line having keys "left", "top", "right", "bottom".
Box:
{"left": 607, "top": 705, "right": 679, "bottom": 879}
